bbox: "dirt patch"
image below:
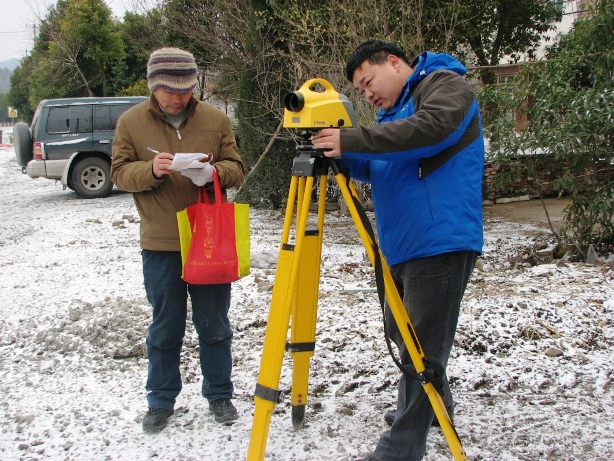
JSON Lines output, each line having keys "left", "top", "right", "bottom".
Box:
{"left": 483, "top": 197, "right": 570, "bottom": 232}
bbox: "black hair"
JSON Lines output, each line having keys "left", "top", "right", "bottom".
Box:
{"left": 345, "top": 39, "right": 410, "bottom": 82}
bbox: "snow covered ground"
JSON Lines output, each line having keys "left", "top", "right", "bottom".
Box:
{"left": 0, "top": 130, "right": 613, "bottom": 461}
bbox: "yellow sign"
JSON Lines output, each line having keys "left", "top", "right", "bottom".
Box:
{"left": 8, "top": 107, "right": 18, "bottom": 118}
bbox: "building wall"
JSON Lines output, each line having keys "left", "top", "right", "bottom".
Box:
{"left": 483, "top": 155, "right": 564, "bottom": 204}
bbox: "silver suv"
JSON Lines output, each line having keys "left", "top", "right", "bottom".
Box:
{"left": 14, "top": 96, "right": 148, "bottom": 198}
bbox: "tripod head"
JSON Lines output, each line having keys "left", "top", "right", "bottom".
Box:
{"left": 289, "top": 132, "right": 331, "bottom": 177}
{"left": 283, "top": 79, "right": 357, "bottom": 129}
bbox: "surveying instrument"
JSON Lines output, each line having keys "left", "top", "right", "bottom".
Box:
{"left": 246, "top": 78, "right": 466, "bottom": 461}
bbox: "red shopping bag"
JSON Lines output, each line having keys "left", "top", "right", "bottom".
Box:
{"left": 177, "top": 170, "right": 250, "bottom": 284}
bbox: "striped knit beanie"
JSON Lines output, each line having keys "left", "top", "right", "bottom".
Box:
{"left": 147, "top": 47, "right": 198, "bottom": 94}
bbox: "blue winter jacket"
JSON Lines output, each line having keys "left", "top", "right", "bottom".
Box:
{"left": 340, "top": 52, "right": 484, "bottom": 265}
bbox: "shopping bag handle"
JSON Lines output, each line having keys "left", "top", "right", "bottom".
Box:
{"left": 198, "top": 169, "right": 224, "bottom": 204}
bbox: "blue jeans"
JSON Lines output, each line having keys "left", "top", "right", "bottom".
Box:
{"left": 142, "top": 250, "right": 234, "bottom": 410}
{"left": 374, "top": 251, "right": 478, "bottom": 461}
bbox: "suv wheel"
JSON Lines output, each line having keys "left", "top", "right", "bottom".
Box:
{"left": 70, "top": 157, "right": 113, "bottom": 199}
{"left": 13, "top": 122, "right": 33, "bottom": 167}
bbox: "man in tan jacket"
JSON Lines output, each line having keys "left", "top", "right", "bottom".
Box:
{"left": 111, "top": 47, "right": 245, "bottom": 433}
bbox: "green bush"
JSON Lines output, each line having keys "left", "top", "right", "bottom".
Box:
{"left": 478, "top": 0, "right": 614, "bottom": 260}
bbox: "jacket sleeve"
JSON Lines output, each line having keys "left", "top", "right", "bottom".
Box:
{"left": 111, "top": 115, "right": 163, "bottom": 193}
{"left": 340, "top": 71, "right": 477, "bottom": 161}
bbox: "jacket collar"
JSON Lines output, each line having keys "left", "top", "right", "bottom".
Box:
{"left": 376, "top": 52, "right": 467, "bottom": 120}
{"left": 147, "top": 94, "right": 199, "bottom": 122}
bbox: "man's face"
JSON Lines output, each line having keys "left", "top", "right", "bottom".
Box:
{"left": 153, "top": 88, "right": 193, "bottom": 115}
{"left": 352, "top": 55, "right": 405, "bottom": 111}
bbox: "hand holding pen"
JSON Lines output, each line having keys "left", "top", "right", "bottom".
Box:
{"left": 147, "top": 146, "right": 174, "bottom": 178}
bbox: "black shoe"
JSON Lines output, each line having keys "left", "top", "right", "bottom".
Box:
{"left": 209, "top": 398, "right": 238, "bottom": 424}
{"left": 384, "top": 409, "right": 395, "bottom": 426}
{"left": 384, "top": 409, "right": 443, "bottom": 427}
{"left": 142, "top": 407, "right": 174, "bottom": 433}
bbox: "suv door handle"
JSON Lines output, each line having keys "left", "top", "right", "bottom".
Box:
{"left": 99, "top": 140, "right": 110, "bottom": 144}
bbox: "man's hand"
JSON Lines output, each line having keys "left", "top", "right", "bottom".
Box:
{"left": 152, "top": 152, "right": 174, "bottom": 178}
{"left": 181, "top": 163, "right": 215, "bottom": 186}
{"left": 311, "top": 129, "right": 342, "bottom": 157}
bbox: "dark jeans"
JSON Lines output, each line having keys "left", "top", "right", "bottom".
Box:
{"left": 142, "top": 250, "right": 234, "bottom": 410}
{"left": 374, "top": 251, "right": 478, "bottom": 461}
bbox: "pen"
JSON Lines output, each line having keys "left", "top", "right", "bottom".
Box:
{"left": 146, "top": 147, "right": 212, "bottom": 163}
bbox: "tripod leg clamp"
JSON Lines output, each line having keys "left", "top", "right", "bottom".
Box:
{"left": 255, "top": 383, "right": 285, "bottom": 404}
{"left": 285, "top": 342, "right": 315, "bottom": 353}
{"left": 418, "top": 358, "right": 446, "bottom": 397}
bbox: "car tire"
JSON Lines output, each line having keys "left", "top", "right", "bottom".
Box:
{"left": 13, "top": 122, "right": 33, "bottom": 167}
{"left": 70, "top": 157, "right": 113, "bottom": 199}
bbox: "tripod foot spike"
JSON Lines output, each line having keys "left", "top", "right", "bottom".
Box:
{"left": 292, "top": 405, "right": 306, "bottom": 430}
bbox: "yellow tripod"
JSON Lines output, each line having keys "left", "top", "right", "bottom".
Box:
{"left": 246, "top": 141, "right": 467, "bottom": 461}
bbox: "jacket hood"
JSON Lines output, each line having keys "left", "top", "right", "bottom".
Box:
{"left": 377, "top": 52, "right": 467, "bottom": 120}
{"left": 410, "top": 51, "right": 467, "bottom": 80}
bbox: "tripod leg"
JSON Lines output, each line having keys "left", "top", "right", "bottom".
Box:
{"left": 247, "top": 175, "right": 319, "bottom": 460}
{"left": 332, "top": 170, "right": 467, "bottom": 461}
{"left": 288, "top": 227, "right": 319, "bottom": 429}
{"left": 288, "top": 174, "right": 327, "bottom": 429}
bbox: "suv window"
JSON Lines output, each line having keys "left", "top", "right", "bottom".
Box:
{"left": 46, "top": 106, "right": 92, "bottom": 134}
{"left": 93, "top": 104, "right": 131, "bottom": 132}
{"left": 69, "top": 106, "right": 92, "bottom": 133}
{"left": 46, "top": 107, "right": 70, "bottom": 134}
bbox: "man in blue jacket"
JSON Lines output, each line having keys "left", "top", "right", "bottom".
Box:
{"left": 312, "top": 40, "right": 483, "bottom": 461}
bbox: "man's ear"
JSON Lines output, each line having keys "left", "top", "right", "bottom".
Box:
{"left": 387, "top": 54, "right": 401, "bottom": 71}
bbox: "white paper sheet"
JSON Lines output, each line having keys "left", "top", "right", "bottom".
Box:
{"left": 169, "top": 153, "right": 211, "bottom": 170}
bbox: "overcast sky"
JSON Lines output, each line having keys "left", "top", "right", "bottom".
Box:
{"left": 0, "top": 0, "right": 132, "bottom": 63}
